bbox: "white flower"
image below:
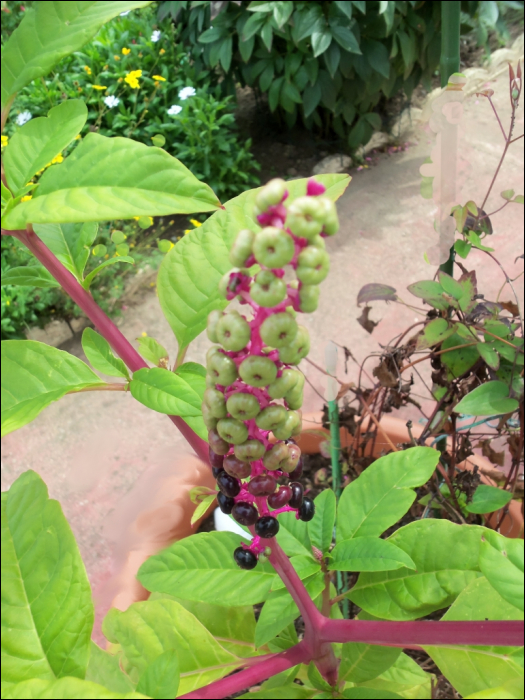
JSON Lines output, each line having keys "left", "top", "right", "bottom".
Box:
{"left": 178, "top": 86, "right": 196, "bottom": 101}
{"left": 151, "top": 30, "right": 161, "bottom": 42}
{"left": 120, "top": 11, "right": 130, "bottom": 16}
{"left": 16, "top": 111, "right": 32, "bottom": 126}
{"left": 104, "top": 95, "right": 120, "bottom": 109}
{"left": 167, "top": 104, "right": 182, "bottom": 116}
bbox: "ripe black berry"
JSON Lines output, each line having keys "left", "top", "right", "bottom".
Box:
{"left": 289, "top": 481, "right": 304, "bottom": 509}
{"left": 287, "top": 458, "right": 303, "bottom": 480}
{"left": 231, "top": 501, "right": 258, "bottom": 525}
{"left": 212, "top": 466, "right": 224, "bottom": 479}
{"left": 248, "top": 474, "right": 277, "bottom": 496}
{"left": 216, "top": 471, "right": 241, "bottom": 498}
{"left": 217, "top": 492, "right": 235, "bottom": 514}
{"left": 298, "top": 497, "right": 315, "bottom": 522}
{"left": 233, "top": 546, "right": 257, "bottom": 570}
{"left": 255, "top": 516, "right": 280, "bottom": 538}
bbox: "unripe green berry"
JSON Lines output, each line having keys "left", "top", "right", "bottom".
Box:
{"left": 216, "top": 312, "right": 251, "bottom": 352}
{"left": 250, "top": 270, "right": 287, "bottom": 308}
{"left": 219, "top": 268, "right": 243, "bottom": 299}
{"left": 296, "top": 247, "right": 330, "bottom": 285}
{"left": 263, "top": 442, "right": 290, "bottom": 470}
{"left": 278, "top": 326, "right": 310, "bottom": 365}
{"left": 285, "top": 372, "right": 305, "bottom": 410}
{"left": 226, "top": 392, "right": 261, "bottom": 420}
{"left": 255, "top": 404, "right": 288, "bottom": 431}
{"left": 239, "top": 355, "right": 278, "bottom": 388}
{"left": 207, "top": 310, "right": 223, "bottom": 343}
{"left": 318, "top": 197, "right": 339, "bottom": 235}
{"left": 202, "top": 402, "right": 218, "bottom": 430}
{"left": 260, "top": 312, "right": 298, "bottom": 349}
{"left": 217, "top": 417, "right": 249, "bottom": 445}
{"left": 230, "top": 229, "right": 255, "bottom": 267}
{"left": 280, "top": 443, "right": 301, "bottom": 473}
{"left": 207, "top": 348, "right": 239, "bottom": 387}
{"left": 286, "top": 196, "right": 324, "bottom": 240}
{"left": 253, "top": 227, "right": 295, "bottom": 268}
{"left": 255, "top": 178, "right": 286, "bottom": 211}
{"left": 268, "top": 368, "right": 300, "bottom": 399}
{"left": 203, "top": 388, "right": 227, "bottom": 419}
{"left": 272, "top": 410, "right": 301, "bottom": 440}
{"left": 298, "top": 284, "right": 320, "bottom": 313}
{"left": 234, "top": 439, "right": 265, "bottom": 462}
{"left": 310, "top": 234, "right": 326, "bottom": 249}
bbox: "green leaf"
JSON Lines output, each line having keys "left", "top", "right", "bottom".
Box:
{"left": 3, "top": 133, "right": 220, "bottom": 230}
{"left": 425, "top": 577, "right": 524, "bottom": 698}
{"left": 354, "top": 652, "right": 431, "bottom": 698}
{"left": 363, "top": 113, "right": 382, "bottom": 130}
{"left": 1, "top": 340, "right": 104, "bottom": 437}
{"left": 255, "top": 573, "right": 325, "bottom": 648}
{"left": 513, "top": 194, "right": 524, "bottom": 204}
{"left": 82, "top": 256, "right": 134, "bottom": 290}
{"left": 33, "top": 222, "right": 99, "bottom": 280}
{"left": 477, "top": 343, "right": 500, "bottom": 370}
{"left": 340, "top": 641, "right": 401, "bottom": 684}
{"left": 351, "top": 1, "right": 367, "bottom": 14}
{"left": 343, "top": 689, "right": 403, "bottom": 699}
{"left": 157, "top": 175, "right": 350, "bottom": 358}
{"left": 455, "top": 239, "right": 473, "bottom": 259}
{"left": 329, "top": 537, "right": 416, "bottom": 572}
{"left": 261, "top": 21, "right": 273, "bottom": 51}
{"left": 479, "top": 530, "right": 524, "bottom": 612}
{"left": 0, "top": 266, "right": 60, "bottom": 289}
{"left": 138, "top": 531, "right": 278, "bottom": 606}
{"left": 103, "top": 599, "right": 239, "bottom": 696}
{"left": 136, "top": 336, "right": 169, "bottom": 366}
{"left": 307, "top": 661, "right": 333, "bottom": 691}
{"left": 312, "top": 30, "right": 332, "bottom": 57}
{"left": 454, "top": 381, "right": 519, "bottom": 416}
{"left": 331, "top": 25, "right": 361, "bottom": 53}
{"left": 270, "top": 555, "right": 322, "bottom": 590}
{"left": 421, "top": 318, "right": 457, "bottom": 347}
{"left": 85, "top": 642, "right": 135, "bottom": 694}
{"left": 463, "top": 678, "right": 525, "bottom": 698}
{"left": 136, "top": 649, "right": 180, "bottom": 699}
{"left": 335, "top": 1, "right": 353, "bottom": 19}
{"left": 1, "top": 470, "right": 93, "bottom": 683}
{"left": 467, "top": 230, "right": 494, "bottom": 252}
{"left": 336, "top": 447, "right": 439, "bottom": 541}
{"left": 501, "top": 189, "right": 515, "bottom": 201}
{"left": 2, "top": 677, "right": 146, "bottom": 699}
{"left": 438, "top": 271, "right": 465, "bottom": 300}
{"left": 239, "top": 686, "right": 316, "bottom": 699}
{"left": 309, "top": 489, "right": 336, "bottom": 554}
{"left": 348, "top": 520, "right": 484, "bottom": 620}
{"left": 277, "top": 509, "right": 313, "bottom": 557}
{"left": 81, "top": 328, "right": 129, "bottom": 379}
{"left": 363, "top": 39, "right": 390, "bottom": 79}
{"left": 1, "top": 1, "right": 152, "bottom": 110}
{"left": 407, "top": 280, "right": 447, "bottom": 310}
{"left": 441, "top": 328, "right": 481, "bottom": 378}
{"left": 466, "top": 484, "right": 512, "bottom": 514}
{"left": 302, "top": 83, "right": 322, "bottom": 118}
{"left": 3, "top": 101, "right": 87, "bottom": 194}
{"left": 190, "top": 493, "right": 216, "bottom": 526}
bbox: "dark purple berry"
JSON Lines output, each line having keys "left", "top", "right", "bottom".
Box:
{"left": 217, "top": 471, "right": 241, "bottom": 498}
{"left": 248, "top": 474, "right": 277, "bottom": 496}
{"left": 234, "top": 546, "right": 257, "bottom": 570}
{"left": 208, "top": 429, "right": 230, "bottom": 456}
{"left": 267, "top": 485, "right": 292, "bottom": 509}
{"left": 209, "top": 446, "right": 225, "bottom": 470}
{"left": 217, "top": 492, "right": 235, "bottom": 514}
{"left": 298, "top": 497, "right": 315, "bottom": 522}
{"left": 287, "top": 458, "right": 303, "bottom": 480}
{"left": 231, "top": 501, "right": 258, "bottom": 525}
{"left": 255, "top": 516, "right": 280, "bottom": 538}
{"left": 224, "top": 454, "right": 252, "bottom": 479}
{"left": 212, "top": 466, "right": 224, "bottom": 479}
{"left": 289, "top": 482, "right": 304, "bottom": 509}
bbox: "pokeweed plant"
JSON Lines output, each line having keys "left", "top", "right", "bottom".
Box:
{"left": 0, "top": 3, "right": 524, "bottom": 700}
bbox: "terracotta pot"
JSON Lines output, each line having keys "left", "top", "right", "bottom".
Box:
{"left": 297, "top": 412, "right": 523, "bottom": 539}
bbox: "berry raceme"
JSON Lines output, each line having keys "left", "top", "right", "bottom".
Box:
{"left": 204, "top": 178, "right": 339, "bottom": 570}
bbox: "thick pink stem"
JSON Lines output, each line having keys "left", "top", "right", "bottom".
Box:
{"left": 11, "top": 227, "right": 208, "bottom": 462}
{"left": 178, "top": 641, "right": 312, "bottom": 699}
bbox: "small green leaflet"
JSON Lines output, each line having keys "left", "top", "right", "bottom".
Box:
{"left": 466, "top": 484, "right": 512, "bottom": 514}
{"left": 81, "top": 328, "right": 129, "bottom": 379}
{"left": 136, "top": 336, "right": 169, "bottom": 366}
{"left": 454, "top": 381, "right": 519, "bottom": 416}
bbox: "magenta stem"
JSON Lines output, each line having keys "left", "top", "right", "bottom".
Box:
{"left": 10, "top": 227, "right": 209, "bottom": 462}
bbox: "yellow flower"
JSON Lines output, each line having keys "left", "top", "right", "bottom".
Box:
{"left": 124, "top": 70, "right": 142, "bottom": 89}
{"left": 6, "top": 300, "right": 10, "bottom": 306}
{"left": 159, "top": 48, "right": 166, "bottom": 55}
{"left": 50, "top": 154, "right": 64, "bottom": 164}
{"left": 84, "top": 65, "right": 92, "bottom": 75}
{"left": 1, "top": 135, "right": 8, "bottom": 147}
{"left": 75, "top": 134, "right": 81, "bottom": 140}
{"left": 189, "top": 219, "right": 202, "bottom": 227}
{"left": 184, "top": 229, "right": 191, "bottom": 235}
{"left": 152, "top": 75, "right": 166, "bottom": 81}
{"left": 114, "top": 55, "right": 120, "bottom": 61}
{"left": 21, "top": 195, "right": 32, "bottom": 202}
{"left": 141, "top": 331, "right": 148, "bottom": 337}
{"left": 122, "top": 47, "right": 131, "bottom": 55}
{"left": 92, "top": 84, "right": 107, "bottom": 90}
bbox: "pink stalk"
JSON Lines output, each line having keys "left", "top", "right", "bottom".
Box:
{"left": 8, "top": 227, "right": 209, "bottom": 463}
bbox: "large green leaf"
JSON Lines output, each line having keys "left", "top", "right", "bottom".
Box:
{"left": 4, "top": 101, "right": 87, "bottom": 194}
{"left": 348, "top": 520, "right": 483, "bottom": 620}
{"left": 33, "top": 222, "right": 98, "bottom": 280}
{"left": 1, "top": 471, "right": 93, "bottom": 684}
{"left": 238, "top": 686, "right": 316, "bottom": 699}
{"left": 425, "top": 577, "right": 524, "bottom": 698}
{"left": 1, "top": 1, "right": 152, "bottom": 110}
{"left": 343, "top": 689, "right": 403, "bottom": 699}
{"left": 1, "top": 340, "right": 104, "bottom": 437}
{"left": 2, "top": 133, "right": 220, "bottom": 230}
{"left": 308, "top": 489, "right": 336, "bottom": 554}
{"left": 129, "top": 362, "right": 206, "bottom": 438}
{"left": 0, "top": 266, "right": 60, "bottom": 289}
{"left": 355, "top": 652, "right": 432, "bottom": 699}
{"left": 339, "top": 641, "right": 401, "bottom": 684}
{"left": 135, "top": 649, "right": 180, "bottom": 699}
{"left": 276, "top": 509, "right": 313, "bottom": 557}
{"left": 454, "top": 381, "right": 519, "bottom": 416}
{"left": 463, "top": 678, "right": 525, "bottom": 698}
{"left": 85, "top": 642, "right": 135, "bottom": 694}
{"left": 102, "top": 599, "right": 239, "bottom": 695}
{"left": 2, "top": 677, "right": 146, "bottom": 699}
{"left": 479, "top": 530, "right": 524, "bottom": 611}
{"left": 157, "top": 174, "right": 350, "bottom": 358}
{"left": 137, "top": 531, "right": 278, "bottom": 606}
{"left": 329, "top": 537, "right": 416, "bottom": 572}
{"left": 81, "top": 328, "right": 129, "bottom": 379}
{"left": 336, "top": 447, "right": 439, "bottom": 541}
